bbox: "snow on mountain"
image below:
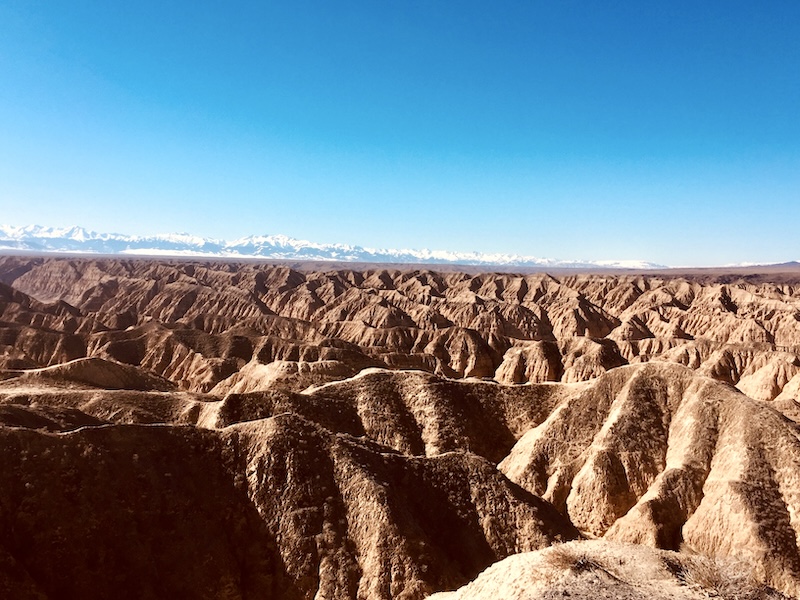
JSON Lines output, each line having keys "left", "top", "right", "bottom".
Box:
{"left": 0, "top": 224, "right": 667, "bottom": 269}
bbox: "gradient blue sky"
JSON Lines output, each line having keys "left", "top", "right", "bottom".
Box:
{"left": 1, "top": 1, "right": 798, "bottom": 266}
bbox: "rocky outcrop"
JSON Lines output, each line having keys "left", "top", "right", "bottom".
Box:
{"left": 2, "top": 257, "right": 800, "bottom": 597}
{"left": 429, "top": 540, "right": 788, "bottom": 599}
{"left": 497, "top": 363, "right": 800, "bottom": 596}
{"left": 6, "top": 357, "right": 175, "bottom": 391}
{"left": 495, "top": 341, "right": 563, "bottom": 383}
{"left": 0, "top": 414, "right": 578, "bottom": 600}
{"left": 3, "top": 357, "right": 800, "bottom": 594}
{"left": 4, "top": 257, "right": 800, "bottom": 399}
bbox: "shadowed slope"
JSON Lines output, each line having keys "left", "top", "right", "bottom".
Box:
{"left": 0, "top": 414, "right": 578, "bottom": 600}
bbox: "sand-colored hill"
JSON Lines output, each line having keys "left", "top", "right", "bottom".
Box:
{"left": 2, "top": 359, "right": 800, "bottom": 595}
{"left": 4, "top": 356, "right": 175, "bottom": 391}
{"left": 429, "top": 540, "right": 788, "bottom": 599}
{"left": 0, "top": 414, "right": 577, "bottom": 599}
{"left": 4, "top": 257, "right": 800, "bottom": 402}
{"left": 1, "top": 256, "right": 800, "bottom": 598}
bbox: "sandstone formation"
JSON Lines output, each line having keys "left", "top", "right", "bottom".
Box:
{"left": 0, "top": 408, "right": 577, "bottom": 599}
{"left": 1, "top": 256, "right": 800, "bottom": 598}
{"left": 429, "top": 540, "right": 788, "bottom": 599}
{"left": 4, "top": 257, "right": 800, "bottom": 402}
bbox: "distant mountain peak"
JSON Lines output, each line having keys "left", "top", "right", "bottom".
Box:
{"left": 0, "top": 224, "right": 667, "bottom": 269}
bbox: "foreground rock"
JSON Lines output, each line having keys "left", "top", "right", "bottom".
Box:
{"left": 4, "top": 359, "right": 800, "bottom": 595}
{"left": 0, "top": 414, "right": 577, "bottom": 600}
{"left": 429, "top": 540, "right": 788, "bottom": 599}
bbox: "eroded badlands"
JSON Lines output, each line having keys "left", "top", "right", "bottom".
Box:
{"left": 1, "top": 256, "right": 799, "bottom": 599}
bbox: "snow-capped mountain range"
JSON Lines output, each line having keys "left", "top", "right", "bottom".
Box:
{"left": 0, "top": 225, "right": 666, "bottom": 269}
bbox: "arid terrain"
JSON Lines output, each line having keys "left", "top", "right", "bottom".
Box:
{"left": 2, "top": 255, "right": 800, "bottom": 599}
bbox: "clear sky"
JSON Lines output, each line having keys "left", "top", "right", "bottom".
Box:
{"left": 0, "top": 1, "right": 798, "bottom": 266}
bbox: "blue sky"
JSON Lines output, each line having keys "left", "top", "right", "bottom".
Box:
{"left": 0, "top": 1, "right": 798, "bottom": 266}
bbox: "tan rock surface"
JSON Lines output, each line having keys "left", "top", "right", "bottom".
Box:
{"left": 2, "top": 257, "right": 800, "bottom": 597}
{"left": 497, "top": 363, "right": 800, "bottom": 596}
{"left": 0, "top": 414, "right": 578, "bottom": 599}
{"left": 428, "top": 540, "right": 788, "bottom": 599}
{"left": 4, "top": 257, "right": 800, "bottom": 397}
{"left": 5, "top": 356, "right": 175, "bottom": 391}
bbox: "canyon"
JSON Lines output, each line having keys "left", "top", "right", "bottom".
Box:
{"left": 1, "top": 255, "right": 800, "bottom": 598}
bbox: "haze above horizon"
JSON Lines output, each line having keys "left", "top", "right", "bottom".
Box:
{"left": 1, "top": 1, "right": 798, "bottom": 268}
